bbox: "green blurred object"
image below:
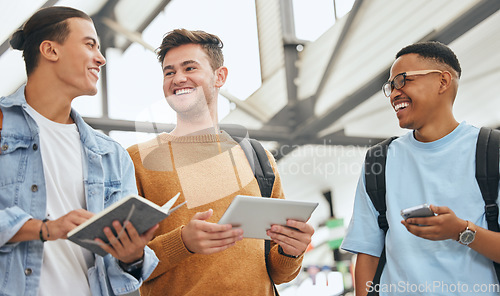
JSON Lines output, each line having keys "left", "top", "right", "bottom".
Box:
{"left": 328, "top": 237, "right": 343, "bottom": 249}
{"left": 326, "top": 218, "right": 344, "bottom": 228}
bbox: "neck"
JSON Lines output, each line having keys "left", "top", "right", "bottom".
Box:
{"left": 25, "top": 72, "right": 74, "bottom": 124}
{"left": 413, "top": 114, "right": 459, "bottom": 142}
{"left": 171, "top": 109, "right": 219, "bottom": 137}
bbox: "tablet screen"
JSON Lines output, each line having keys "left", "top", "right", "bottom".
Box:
{"left": 218, "top": 195, "right": 318, "bottom": 239}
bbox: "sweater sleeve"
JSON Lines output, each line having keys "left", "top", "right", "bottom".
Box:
{"left": 127, "top": 144, "right": 195, "bottom": 282}
{"left": 264, "top": 150, "right": 305, "bottom": 284}
{"left": 144, "top": 226, "right": 194, "bottom": 281}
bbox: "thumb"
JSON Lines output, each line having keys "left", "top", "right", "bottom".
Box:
{"left": 430, "top": 204, "right": 449, "bottom": 215}
{"left": 192, "top": 209, "right": 213, "bottom": 221}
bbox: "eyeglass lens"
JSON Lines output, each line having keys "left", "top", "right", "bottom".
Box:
{"left": 383, "top": 73, "right": 405, "bottom": 97}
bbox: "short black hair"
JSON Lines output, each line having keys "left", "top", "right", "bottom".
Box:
{"left": 396, "top": 41, "right": 461, "bottom": 78}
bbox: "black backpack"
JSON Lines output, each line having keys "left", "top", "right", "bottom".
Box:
{"left": 364, "top": 127, "right": 500, "bottom": 295}
{"left": 232, "top": 136, "right": 279, "bottom": 295}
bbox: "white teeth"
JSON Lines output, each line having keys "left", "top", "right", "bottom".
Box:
{"left": 89, "top": 68, "right": 99, "bottom": 75}
{"left": 175, "top": 88, "right": 194, "bottom": 95}
{"left": 394, "top": 102, "right": 410, "bottom": 112}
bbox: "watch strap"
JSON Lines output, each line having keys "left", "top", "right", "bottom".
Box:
{"left": 278, "top": 246, "right": 299, "bottom": 258}
{"left": 119, "top": 257, "right": 144, "bottom": 272}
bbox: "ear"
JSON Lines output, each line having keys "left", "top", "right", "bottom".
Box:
{"left": 39, "top": 40, "right": 59, "bottom": 62}
{"left": 438, "top": 71, "right": 453, "bottom": 94}
{"left": 214, "top": 66, "right": 228, "bottom": 88}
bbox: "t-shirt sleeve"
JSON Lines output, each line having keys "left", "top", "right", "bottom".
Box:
{"left": 341, "top": 167, "right": 385, "bottom": 257}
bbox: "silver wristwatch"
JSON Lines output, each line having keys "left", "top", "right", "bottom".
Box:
{"left": 458, "top": 220, "right": 476, "bottom": 245}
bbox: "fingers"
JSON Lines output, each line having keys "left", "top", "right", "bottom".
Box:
{"left": 97, "top": 221, "right": 146, "bottom": 263}
{"left": 52, "top": 209, "right": 95, "bottom": 239}
{"left": 401, "top": 209, "right": 463, "bottom": 241}
{"left": 73, "top": 208, "right": 95, "bottom": 219}
{"left": 185, "top": 225, "right": 244, "bottom": 254}
{"left": 430, "top": 205, "right": 450, "bottom": 215}
{"left": 267, "top": 220, "right": 314, "bottom": 257}
{"left": 142, "top": 224, "right": 159, "bottom": 241}
{"left": 401, "top": 221, "right": 442, "bottom": 241}
{"left": 198, "top": 232, "right": 242, "bottom": 250}
{"left": 192, "top": 209, "right": 213, "bottom": 221}
{"left": 182, "top": 212, "right": 244, "bottom": 255}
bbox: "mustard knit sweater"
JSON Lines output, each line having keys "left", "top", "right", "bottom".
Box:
{"left": 127, "top": 131, "right": 303, "bottom": 296}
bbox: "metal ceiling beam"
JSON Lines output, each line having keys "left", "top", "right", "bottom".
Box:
{"left": 264, "top": 0, "right": 313, "bottom": 129}
{"left": 312, "top": 0, "right": 363, "bottom": 104}
{"left": 0, "top": 0, "right": 59, "bottom": 56}
{"left": 219, "top": 89, "right": 267, "bottom": 123}
{"left": 316, "top": 129, "right": 386, "bottom": 146}
{"left": 280, "top": 0, "right": 300, "bottom": 106}
{"left": 293, "top": 0, "right": 500, "bottom": 139}
{"left": 99, "top": 17, "right": 155, "bottom": 51}
{"left": 83, "top": 117, "right": 292, "bottom": 142}
{"left": 272, "top": 130, "right": 385, "bottom": 161}
{"left": 119, "top": 0, "right": 172, "bottom": 52}
{"left": 92, "top": 0, "right": 121, "bottom": 124}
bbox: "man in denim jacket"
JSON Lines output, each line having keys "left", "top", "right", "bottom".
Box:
{"left": 0, "top": 7, "right": 158, "bottom": 296}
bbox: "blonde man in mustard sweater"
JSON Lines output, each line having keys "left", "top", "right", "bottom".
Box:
{"left": 127, "top": 29, "right": 314, "bottom": 295}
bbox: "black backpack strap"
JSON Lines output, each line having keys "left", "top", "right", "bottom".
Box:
{"left": 248, "top": 138, "right": 275, "bottom": 198}
{"left": 232, "top": 135, "right": 278, "bottom": 295}
{"left": 233, "top": 136, "right": 275, "bottom": 198}
{"left": 233, "top": 136, "right": 257, "bottom": 175}
{"left": 365, "top": 136, "right": 398, "bottom": 231}
{"left": 476, "top": 127, "right": 500, "bottom": 282}
{"left": 364, "top": 136, "right": 398, "bottom": 295}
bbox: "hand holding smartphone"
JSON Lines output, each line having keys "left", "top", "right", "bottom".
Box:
{"left": 400, "top": 204, "right": 435, "bottom": 220}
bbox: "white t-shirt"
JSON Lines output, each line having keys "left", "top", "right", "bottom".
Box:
{"left": 25, "top": 105, "right": 93, "bottom": 296}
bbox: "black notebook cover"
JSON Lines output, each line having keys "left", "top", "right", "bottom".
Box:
{"left": 67, "top": 193, "right": 181, "bottom": 257}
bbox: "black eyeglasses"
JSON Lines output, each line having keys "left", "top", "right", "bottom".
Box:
{"left": 382, "top": 70, "right": 442, "bottom": 97}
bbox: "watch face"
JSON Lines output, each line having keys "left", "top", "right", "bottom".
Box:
{"left": 460, "top": 229, "right": 475, "bottom": 244}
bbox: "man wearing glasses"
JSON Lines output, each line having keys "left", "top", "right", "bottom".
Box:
{"left": 341, "top": 41, "right": 500, "bottom": 295}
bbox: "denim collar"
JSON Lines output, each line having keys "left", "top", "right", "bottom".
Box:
{"left": 1, "top": 84, "right": 114, "bottom": 156}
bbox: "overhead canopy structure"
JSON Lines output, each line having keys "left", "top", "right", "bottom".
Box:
{"left": 2, "top": 0, "right": 499, "bottom": 146}
{"left": 223, "top": 0, "right": 500, "bottom": 158}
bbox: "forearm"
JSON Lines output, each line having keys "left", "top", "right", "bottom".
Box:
{"left": 468, "top": 223, "right": 500, "bottom": 263}
{"left": 354, "top": 253, "right": 379, "bottom": 296}
{"left": 8, "top": 218, "right": 44, "bottom": 243}
{"left": 0, "top": 206, "right": 33, "bottom": 246}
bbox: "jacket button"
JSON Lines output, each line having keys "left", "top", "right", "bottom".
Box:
{"left": 33, "top": 144, "right": 38, "bottom": 151}
{"left": 24, "top": 268, "right": 32, "bottom": 276}
{"left": 1, "top": 144, "right": 7, "bottom": 151}
{"left": 31, "top": 185, "right": 38, "bottom": 192}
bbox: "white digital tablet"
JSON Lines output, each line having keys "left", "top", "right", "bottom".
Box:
{"left": 218, "top": 195, "right": 319, "bottom": 240}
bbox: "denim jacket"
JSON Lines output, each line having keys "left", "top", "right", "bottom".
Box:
{"left": 0, "top": 86, "right": 158, "bottom": 296}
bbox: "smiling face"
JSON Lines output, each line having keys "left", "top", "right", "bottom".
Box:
{"left": 53, "top": 18, "right": 105, "bottom": 98}
{"left": 388, "top": 53, "right": 446, "bottom": 130}
{"left": 162, "top": 43, "right": 227, "bottom": 119}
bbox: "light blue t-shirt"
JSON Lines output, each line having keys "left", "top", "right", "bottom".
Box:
{"left": 341, "top": 122, "right": 500, "bottom": 295}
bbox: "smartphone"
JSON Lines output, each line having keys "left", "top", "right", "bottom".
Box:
{"left": 400, "top": 204, "right": 434, "bottom": 220}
